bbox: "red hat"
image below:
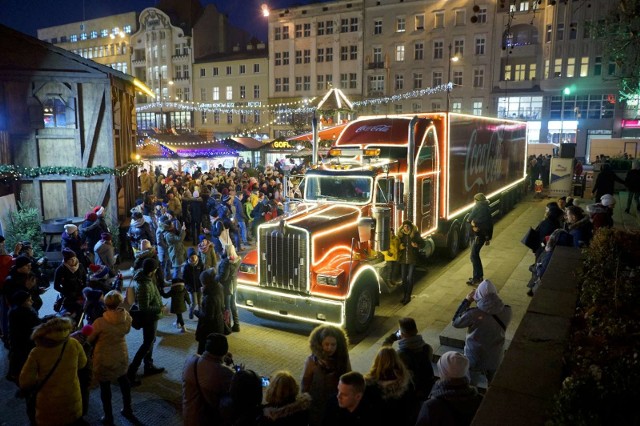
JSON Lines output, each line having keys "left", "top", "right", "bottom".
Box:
{"left": 85, "top": 212, "right": 98, "bottom": 221}
{"left": 89, "top": 264, "right": 102, "bottom": 274}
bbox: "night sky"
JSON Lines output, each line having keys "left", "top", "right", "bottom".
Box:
{"left": 0, "top": 0, "right": 323, "bottom": 41}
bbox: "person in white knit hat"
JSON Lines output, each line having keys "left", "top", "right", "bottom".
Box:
{"left": 452, "top": 279, "right": 512, "bottom": 386}
{"left": 415, "top": 351, "right": 483, "bottom": 426}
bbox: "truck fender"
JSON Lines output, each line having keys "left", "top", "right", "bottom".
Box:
{"left": 345, "top": 266, "right": 380, "bottom": 334}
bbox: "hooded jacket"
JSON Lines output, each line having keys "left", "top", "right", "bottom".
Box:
{"left": 365, "top": 371, "right": 417, "bottom": 426}
{"left": 89, "top": 308, "right": 132, "bottom": 382}
{"left": 397, "top": 224, "right": 424, "bottom": 265}
{"left": 164, "top": 226, "right": 187, "bottom": 266}
{"left": 452, "top": 292, "right": 512, "bottom": 370}
{"left": 468, "top": 200, "right": 493, "bottom": 240}
{"left": 415, "top": 378, "right": 483, "bottom": 426}
{"left": 261, "top": 393, "right": 312, "bottom": 426}
{"left": 128, "top": 217, "right": 156, "bottom": 247}
{"left": 195, "top": 268, "right": 225, "bottom": 341}
{"left": 133, "top": 269, "right": 163, "bottom": 321}
{"left": 19, "top": 318, "right": 87, "bottom": 426}
{"left": 397, "top": 335, "right": 435, "bottom": 401}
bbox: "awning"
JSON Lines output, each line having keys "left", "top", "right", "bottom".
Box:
{"left": 287, "top": 124, "right": 348, "bottom": 142}
{"left": 229, "top": 137, "right": 266, "bottom": 150}
{"left": 137, "top": 134, "right": 238, "bottom": 158}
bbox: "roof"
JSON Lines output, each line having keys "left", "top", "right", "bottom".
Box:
{"left": 229, "top": 137, "right": 265, "bottom": 150}
{"left": 0, "top": 24, "right": 136, "bottom": 86}
{"left": 288, "top": 124, "right": 349, "bottom": 142}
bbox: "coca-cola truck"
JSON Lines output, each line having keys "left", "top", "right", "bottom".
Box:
{"left": 236, "top": 113, "right": 527, "bottom": 333}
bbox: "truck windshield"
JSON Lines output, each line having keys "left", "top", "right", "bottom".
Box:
{"left": 304, "top": 175, "right": 374, "bottom": 204}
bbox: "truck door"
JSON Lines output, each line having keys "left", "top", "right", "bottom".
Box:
{"left": 416, "top": 127, "right": 438, "bottom": 234}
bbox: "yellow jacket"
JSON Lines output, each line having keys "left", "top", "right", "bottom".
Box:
{"left": 381, "top": 234, "right": 399, "bottom": 261}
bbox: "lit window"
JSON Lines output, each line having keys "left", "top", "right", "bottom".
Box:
{"left": 226, "top": 86, "right": 233, "bottom": 100}
{"left": 397, "top": 17, "right": 406, "bottom": 32}
{"left": 43, "top": 97, "right": 68, "bottom": 128}
{"left": 415, "top": 14, "right": 425, "bottom": 30}
{"left": 396, "top": 45, "right": 405, "bottom": 62}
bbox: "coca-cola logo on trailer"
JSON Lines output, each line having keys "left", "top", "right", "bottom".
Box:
{"left": 354, "top": 124, "right": 393, "bottom": 133}
{"left": 464, "top": 128, "right": 504, "bottom": 192}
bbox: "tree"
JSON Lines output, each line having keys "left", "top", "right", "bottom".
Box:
{"left": 589, "top": 0, "right": 640, "bottom": 101}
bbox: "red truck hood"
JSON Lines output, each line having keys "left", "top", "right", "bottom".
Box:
{"left": 286, "top": 203, "right": 362, "bottom": 233}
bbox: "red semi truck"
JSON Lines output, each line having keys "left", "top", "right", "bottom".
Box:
{"left": 236, "top": 113, "right": 527, "bottom": 333}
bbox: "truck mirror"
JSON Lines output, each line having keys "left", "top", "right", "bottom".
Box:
{"left": 372, "top": 207, "right": 391, "bottom": 252}
{"left": 394, "top": 181, "right": 405, "bottom": 208}
{"left": 357, "top": 217, "right": 376, "bottom": 243}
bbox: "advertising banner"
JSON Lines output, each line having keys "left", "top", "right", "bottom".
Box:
{"left": 548, "top": 157, "right": 574, "bottom": 197}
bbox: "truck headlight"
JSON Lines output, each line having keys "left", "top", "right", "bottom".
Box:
{"left": 317, "top": 274, "right": 339, "bottom": 286}
{"left": 239, "top": 263, "right": 257, "bottom": 274}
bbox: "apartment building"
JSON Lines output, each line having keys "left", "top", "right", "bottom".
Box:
{"left": 268, "top": 0, "right": 364, "bottom": 139}
{"left": 495, "top": 0, "right": 619, "bottom": 156}
{"left": 193, "top": 43, "right": 270, "bottom": 140}
{"left": 37, "top": 12, "right": 137, "bottom": 75}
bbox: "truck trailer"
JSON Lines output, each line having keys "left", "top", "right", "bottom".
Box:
{"left": 236, "top": 113, "right": 527, "bottom": 333}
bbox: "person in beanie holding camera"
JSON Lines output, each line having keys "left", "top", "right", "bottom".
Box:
{"left": 128, "top": 258, "right": 165, "bottom": 386}
{"left": 182, "top": 333, "right": 234, "bottom": 425}
{"left": 466, "top": 193, "right": 493, "bottom": 286}
{"left": 54, "top": 248, "right": 87, "bottom": 319}
{"left": 396, "top": 220, "right": 424, "bottom": 305}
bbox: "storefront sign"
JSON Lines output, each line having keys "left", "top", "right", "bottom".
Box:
{"left": 273, "top": 141, "right": 293, "bottom": 149}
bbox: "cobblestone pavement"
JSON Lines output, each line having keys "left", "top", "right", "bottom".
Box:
{"left": 1, "top": 192, "right": 637, "bottom": 425}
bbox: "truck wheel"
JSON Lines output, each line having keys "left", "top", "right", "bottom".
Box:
{"left": 346, "top": 284, "right": 375, "bottom": 334}
{"left": 447, "top": 223, "right": 460, "bottom": 259}
{"left": 459, "top": 221, "right": 471, "bottom": 249}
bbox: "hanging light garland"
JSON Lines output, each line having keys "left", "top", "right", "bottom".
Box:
{"left": 0, "top": 162, "right": 141, "bottom": 180}
{"left": 352, "top": 84, "right": 451, "bottom": 107}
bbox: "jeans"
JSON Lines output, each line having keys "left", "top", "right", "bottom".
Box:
{"left": 400, "top": 263, "right": 416, "bottom": 300}
{"left": 224, "top": 292, "right": 239, "bottom": 326}
{"left": 99, "top": 375, "right": 132, "bottom": 419}
{"left": 470, "top": 236, "right": 487, "bottom": 281}
{"left": 129, "top": 319, "right": 158, "bottom": 374}
{"left": 172, "top": 263, "right": 184, "bottom": 280}
{"left": 626, "top": 191, "right": 640, "bottom": 211}
{"left": 237, "top": 220, "right": 248, "bottom": 245}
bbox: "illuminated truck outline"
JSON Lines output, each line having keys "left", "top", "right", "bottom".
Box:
{"left": 236, "top": 113, "right": 527, "bottom": 333}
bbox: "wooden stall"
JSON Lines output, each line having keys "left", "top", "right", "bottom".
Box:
{"left": 0, "top": 25, "right": 145, "bottom": 224}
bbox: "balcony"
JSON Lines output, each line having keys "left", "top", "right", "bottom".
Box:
{"left": 368, "top": 62, "right": 385, "bottom": 70}
{"left": 132, "top": 58, "right": 146, "bottom": 66}
{"left": 501, "top": 42, "right": 540, "bottom": 58}
{"left": 172, "top": 53, "right": 190, "bottom": 61}
{"left": 495, "top": 78, "right": 539, "bottom": 92}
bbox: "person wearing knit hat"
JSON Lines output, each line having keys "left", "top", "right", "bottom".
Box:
{"left": 183, "top": 247, "right": 204, "bottom": 320}
{"left": 94, "top": 232, "right": 117, "bottom": 279}
{"left": 54, "top": 247, "right": 88, "bottom": 319}
{"left": 415, "top": 351, "right": 482, "bottom": 426}
{"left": 140, "top": 239, "right": 152, "bottom": 252}
{"left": 452, "top": 279, "right": 512, "bottom": 386}
{"left": 64, "top": 224, "right": 78, "bottom": 235}
{"left": 128, "top": 256, "right": 165, "bottom": 385}
{"left": 466, "top": 193, "right": 493, "bottom": 286}
{"left": 88, "top": 264, "right": 111, "bottom": 294}
{"left": 82, "top": 287, "right": 105, "bottom": 324}
{"left": 61, "top": 223, "right": 90, "bottom": 268}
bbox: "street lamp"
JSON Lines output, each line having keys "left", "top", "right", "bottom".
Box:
{"left": 446, "top": 43, "right": 460, "bottom": 113}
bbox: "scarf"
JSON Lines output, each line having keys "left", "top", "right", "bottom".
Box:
{"left": 198, "top": 240, "right": 211, "bottom": 254}
{"left": 64, "top": 259, "right": 80, "bottom": 274}
{"left": 132, "top": 217, "right": 146, "bottom": 228}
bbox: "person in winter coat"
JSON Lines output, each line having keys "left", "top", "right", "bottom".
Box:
{"left": 89, "top": 290, "right": 137, "bottom": 425}
{"left": 364, "top": 347, "right": 418, "bottom": 426}
{"left": 3, "top": 256, "right": 44, "bottom": 313}
{"left": 624, "top": 160, "right": 640, "bottom": 213}
{"left": 380, "top": 230, "right": 400, "bottom": 285}
{"left": 183, "top": 247, "right": 204, "bottom": 320}
{"left": 565, "top": 205, "right": 593, "bottom": 248}
{"left": 396, "top": 220, "right": 424, "bottom": 305}
{"left": 217, "top": 247, "right": 233, "bottom": 332}
{"left": 382, "top": 317, "right": 435, "bottom": 401}
{"left": 164, "top": 220, "right": 188, "bottom": 280}
{"left": 592, "top": 162, "right": 624, "bottom": 202}
{"left": 206, "top": 208, "right": 226, "bottom": 256}
{"left": 182, "top": 333, "right": 235, "bottom": 426}
{"left": 19, "top": 317, "right": 88, "bottom": 426}
{"left": 82, "top": 286, "right": 105, "bottom": 324}
{"left": 133, "top": 239, "right": 165, "bottom": 290}
{"left": 156, "top": 215, "right": 177, "bottom": 280}
{"left": 53, "top": 248, "right": 88, "bottom": 320}
{"left": 195, "top": 267, "right": 226, "bottom": 354}
{"left": 261, "top": 371, "right": 312, "bottom": 426}
{"left": 79, "top": 212, "right": 104, "bottom": 263}
{"left": 127, "top": 258, "right": 165, "bottom": 386}
{"left": 197, "top": 234, "right": 218, "bottom": 270}
{"left": 415, "top": 351, "right": 483, "bottom": 426}
{"left": 225, "top": 244, "right": 242, "bottom": 332}
{"left": 219, "top": 369, "right": 264, "bottom": 426}
{"left": 466, "top": 194, "right": 493, "bottom": 286}
{"left": 301, "top": 324, "right": 352, "bottom": 426}
{"left": 61, "top": 224, "right": 89, "bottom": 267}
{"left": 534, "top": 202, "right": 564, "bottom": 256}
{"left": 7, "top": 291, "right": 41, "bottom": 384}
{"left": 128, "top": 211, "right": 156, "bottom": 255}
{"left": 166, "top": 278, "right": 191, "bottom": 333}
{"left": 452, "top": 279, "right": 512, "bottom": 386}
{"left": 94, "top": 232, "right": 117, "bottom": 276}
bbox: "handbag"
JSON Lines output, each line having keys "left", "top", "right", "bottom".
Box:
{"left": 521, "top": 227, "right": 540, "bottom": 251}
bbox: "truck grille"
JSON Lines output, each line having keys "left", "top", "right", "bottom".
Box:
{"left": 259, "top": 226, "right": 308, "bottom": 293}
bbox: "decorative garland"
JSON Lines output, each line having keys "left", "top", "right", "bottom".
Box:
{"left": 0, "top": 162, "right": 142, "bottom": 179}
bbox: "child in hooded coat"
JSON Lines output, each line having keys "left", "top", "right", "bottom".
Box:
{"left": 166, "top": 278, "right": 191, "bottom": 332}
{"left": 183, "top": 247, "right": 204, "bottom": 320}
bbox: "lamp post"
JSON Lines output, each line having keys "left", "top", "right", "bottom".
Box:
{"left": 446, "top": 43, "right": 459, "bottom": 113}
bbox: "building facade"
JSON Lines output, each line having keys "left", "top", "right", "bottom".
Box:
{"left": 37, "top": 12, "right": 137, "bottom": 75}
{"left": 193, "top": 43, "right": 270, "bottom": 140}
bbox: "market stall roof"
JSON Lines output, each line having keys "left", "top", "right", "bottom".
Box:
{"left": 315, "top": 88, "right": 354, "bottom": 112}
{"left": 138, "top": 134, "right": 238, "bottom": 158}
{"left": 287, "top": 123, "right": 348, "bottom": 142}
{"left": 229, "top": 137, "right": 266, "bottom": 150}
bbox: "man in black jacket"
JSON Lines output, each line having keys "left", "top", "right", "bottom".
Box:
{"left": 467, "top": 193, "right": 493, "bottom": 286}
{"left": 383, "top": 317, "right": 435, "bottom": 401}
{"left": 624, "top": 160, "right": 640, "bottom": 213}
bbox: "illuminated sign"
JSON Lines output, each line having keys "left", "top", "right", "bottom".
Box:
{"left": 272, "top": 141, "right": 293, "bottom": 149}
{"left": 621, "top": 119, "right": 640, "bottom": 129}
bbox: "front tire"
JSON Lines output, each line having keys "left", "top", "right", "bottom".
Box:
{"left": 346, "top": 284, "right": 376, "bottom": 334}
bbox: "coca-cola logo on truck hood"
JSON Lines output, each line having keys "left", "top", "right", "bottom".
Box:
{"left": 354, "top": 124, "right": 393, "bottom": 133}
{"left": 464, "top": 128, "right": 504, "bottom": 192}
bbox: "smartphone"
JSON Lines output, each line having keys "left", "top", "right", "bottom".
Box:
{"left": 261, "top": 376, "right": 270, "bottom": 387}
{"left": 395, "top": 329, "right": 402, "bottom": 338}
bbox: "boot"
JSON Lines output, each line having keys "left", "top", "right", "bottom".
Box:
{"left": 143, "top": 364, "right": 165, "bottom": 376}
{"left": 121, "top": 408, "right": 138, "bottom": 422}
{"left": 100, "top": 414, "right": 114, "bottom": 425}
{"left": 231, "top": 323, "right": 240, "bottom": 332}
